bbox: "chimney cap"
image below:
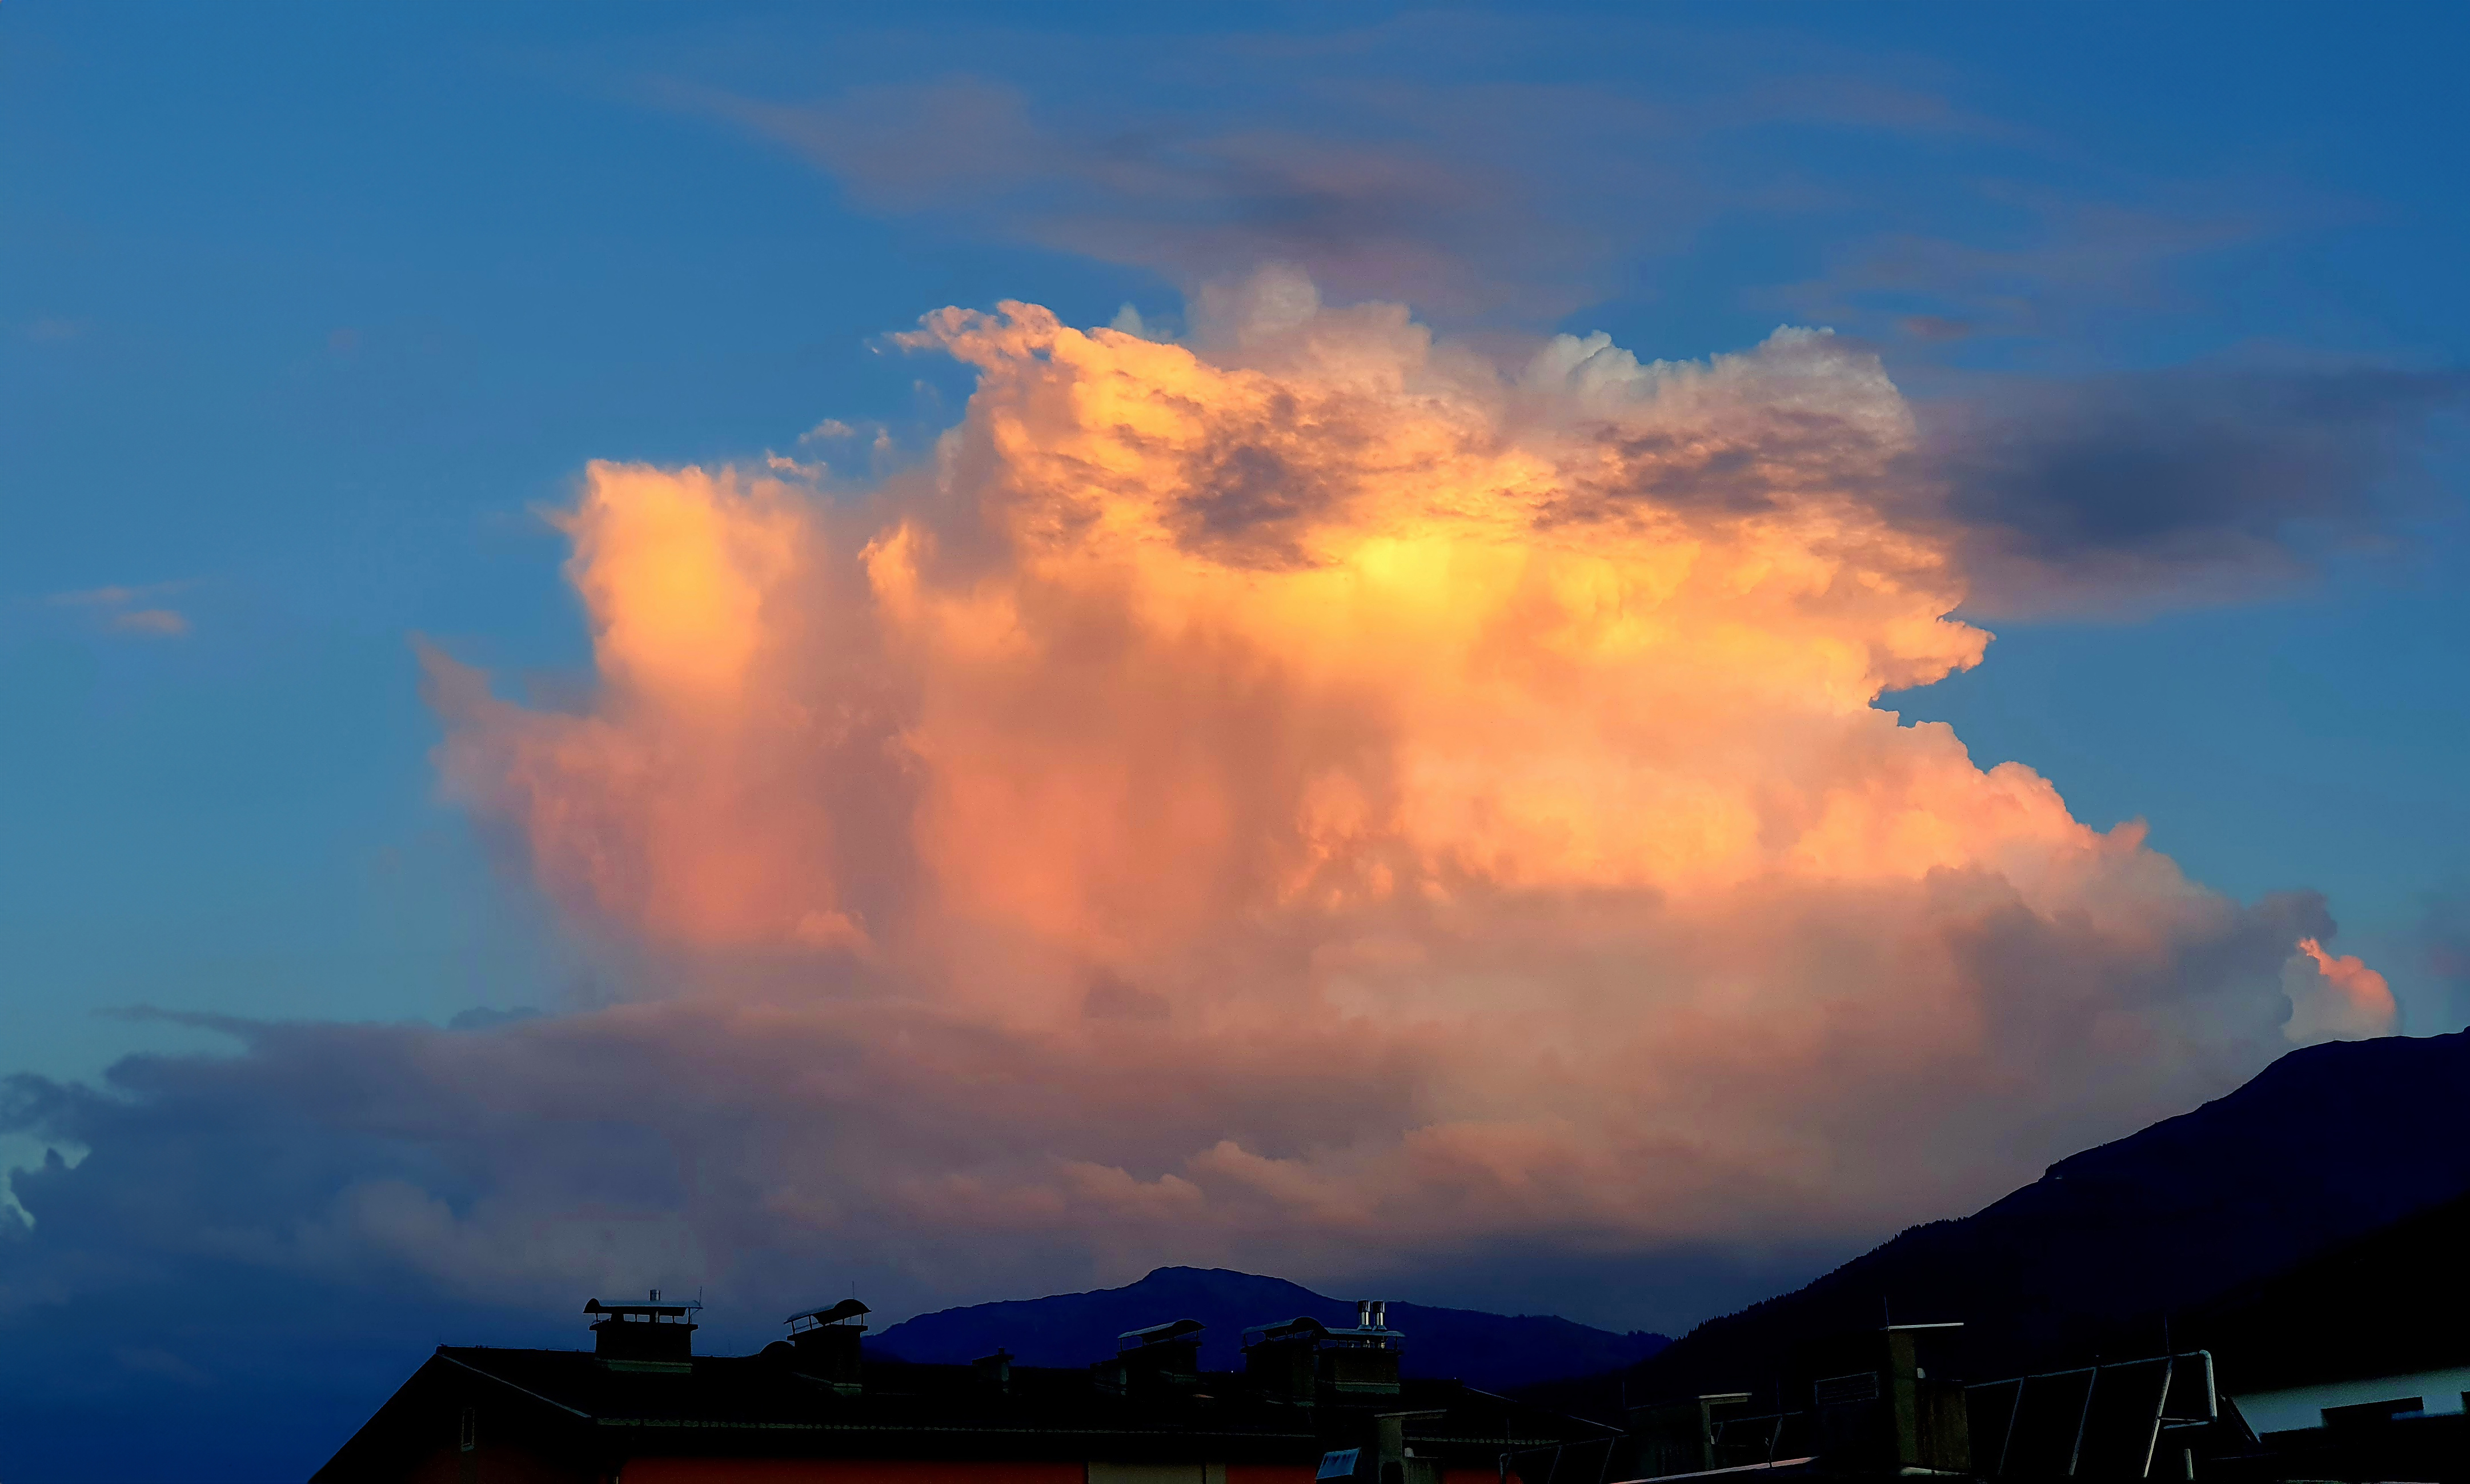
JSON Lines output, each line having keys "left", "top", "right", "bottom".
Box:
{"left": 1242, "top": 1315, "right": 1329, "bottom": 1348}
{"left": 585, "top": 1294, "right": 699, "bottom": 1320}
{"left": 1118, "top": 1317, "right": 1206, "bottom": 1351}
{"left": 785, "top": 1298, "right": 872, "bottom": 1330}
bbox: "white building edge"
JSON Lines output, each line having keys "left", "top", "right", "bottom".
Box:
{"left": 2233, "top": 1366, "right": 2470, "bottom": 1435}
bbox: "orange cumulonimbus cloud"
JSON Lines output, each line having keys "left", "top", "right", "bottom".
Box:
{"left": 423, "top": 274, "right": 2375, "bottom": 1261}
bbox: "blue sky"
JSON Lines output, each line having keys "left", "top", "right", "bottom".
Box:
{"left": 4, "top": 4, "right": 2468, "bottom": 1478}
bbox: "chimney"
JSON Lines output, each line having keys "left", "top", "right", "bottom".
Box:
{"left": 586, "top": 1290, "right": 699, "bottom": 1367}
{"left": 1098, "top": 1318, "right": 1205, "bottom": 1395}
{"left": 1243, "top": 1316, "right": 1325, "bottom": 1405}
{"left": 1317, "top": 1300, "right": 1401, "bottom": 1399}
{"left": 784, "top": 1297, "right": 871, "bottom": 1394}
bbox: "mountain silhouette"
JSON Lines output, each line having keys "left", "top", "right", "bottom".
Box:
{"left": 2177, "top": 1181, "right": 2470, "bottom": 1393}
{"left": 1538, "top": 1029, "right": 2470, "bottom": 1414}
{"left": 869, "top": 1265, "right": 1670, "bottom": 1392}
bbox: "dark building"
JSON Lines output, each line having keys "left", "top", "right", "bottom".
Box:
{"left": 313, "top": 1293, "right": 1614, "bottom": 1484}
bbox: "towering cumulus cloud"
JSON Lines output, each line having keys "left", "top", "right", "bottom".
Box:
{"left": 424, "top": 273, "right": 2373, "bottom": 1284}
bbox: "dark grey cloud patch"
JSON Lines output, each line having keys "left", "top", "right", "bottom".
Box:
{"left": 690, "top": 74, "right": 1591, "bottom": 319}
{"left": 652, "top": 12, "right": 2106, "bottom": 328}
{"left": 1767, "top": 192, "right": 2269, "bottom": 349}
{"left": 0, "top": 1024, "right": 678, "bottom": 1481}
{"left": 1918, "top": 363, "right": 2468, "bottom": 617}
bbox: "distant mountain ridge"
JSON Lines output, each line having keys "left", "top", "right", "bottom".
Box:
{"left": 1571, "top": 1029, "right": 2470, "bottom": 1412}
{"left": 870, "top": 1265, "right": 1671, "bottom": 1393}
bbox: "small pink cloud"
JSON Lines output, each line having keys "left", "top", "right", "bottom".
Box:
{"left": 44, "top": 582, "right": 193, "bottom": 637}
{"left": 111, "top": 608, "right": 190, "bottom": 637}
{"left": 1900, "top": 314, "right": 1974, "bottom": 342}
{"left": 2283, "top": 937, "right": 2397, "bottom": 1042}
{"left": 50, "top": 585, "right": 143, "bottom": 607}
